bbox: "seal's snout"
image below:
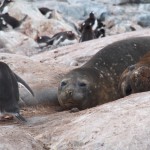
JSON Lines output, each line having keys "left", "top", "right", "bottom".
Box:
{"left": 65, "top": 89, "right": 73, "bottom": 98}
{"left": 65, "top": 89, "right": 73, "bottom": 97}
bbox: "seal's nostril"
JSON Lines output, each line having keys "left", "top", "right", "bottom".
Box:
{"left": 69, "top": 90, "right": 72, "bottom": 95}
{"left": 66, "top": 90, "right": 73, "bottom": 96}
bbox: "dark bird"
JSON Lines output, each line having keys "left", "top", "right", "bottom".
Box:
{"left": 47, "top": 31, "right": 77, "bottom": 46}
{"left": 79, "top": 12, "right": 106, "bottom": 40}
{"left": 0, "top": 16, "right": 8, "bottom": 30}
{"left": 0, "top": 0, "right": 13, "bottom": 14}
{"left": 0, "top": 13, "right": 28, "bottom": 29}
{"left": 94, "top": 20, "right": 105, "bottom": 38}
{"left": 80, "top": 12, "right": 98, "bottom": 33}
{"left": 94, "top": 27, "right": 105, "bottom": 38}
{"left": 36, "top": 31, "right": 77, "bottom": 48}
{"left": 0, "top": 62, "right": 34, "bottom": 123}
{"left": 39, "top": 7, "right": 53, "bottom": 19}
{"left": 79, "top": 22, "right": 96, "bottom": 42}
{"left": 36, "top": 35, "right": 51, "bottom": 47}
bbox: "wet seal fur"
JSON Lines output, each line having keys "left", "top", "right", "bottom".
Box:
{"left": 0, "top": 61, "right": 34, "bottom": 123}
{"left": 58, "top": 36, "right": 150, "bottom": 112}
{"left": 119, "top": 51, "right": 150, "bottom": 97}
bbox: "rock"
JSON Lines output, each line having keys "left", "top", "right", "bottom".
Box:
{"left": 70, "top": 60, "right": 79, "bottom": 66}
{"left": 1, "top": 1, "right": 150, "bottom": 149}
{"left": 137, "top": 13, "right": 150, "bottom": 27}
{"left": 1, "top": 0, "right": 150, "bottom": 52}
{"left": 113, "top": 0, "right": 130, "bottom": 5}
{"left": 0, "top": 31, "right": 39, "bottom": 56}
{"left": 2, "top": 91, "right": 150, "bottom": 150}
{"left": 0, "top": 126, "right": 44, "bottom": 150}
{"left": 7, "top": 0, "right": 78, "bottom": 38}
{"left": 0, "top": 28, "right": 150, "bottom": 149}
{"left": 31, "top": 91, "right": 150, "bottom": 150}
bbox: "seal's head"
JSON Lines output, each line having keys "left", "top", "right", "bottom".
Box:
{"left": 118, "top": 65, "right": 135, "bottom": 97}
{"left": 58, "top": 67, "right": 100, "bottom": 111}
{"left": 119, "top": 63, "right": 150, "bottom": 97}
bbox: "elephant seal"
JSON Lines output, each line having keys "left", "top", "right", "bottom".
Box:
{"left": 0, "top": 61, "right": 34, "bottom": 123}
{"left": 58, "top": 36, "right": 150, "bottom": 111}
{"left": 119, "top": 51, "right": 150, "bottom": 97}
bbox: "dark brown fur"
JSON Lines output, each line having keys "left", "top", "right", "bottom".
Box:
{"left": 119, "top": 51, "right": 150, "bottom": 97}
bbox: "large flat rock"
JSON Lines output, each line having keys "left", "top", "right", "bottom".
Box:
{"left": 1, "top": 91, "right": 150, "bottom": 150}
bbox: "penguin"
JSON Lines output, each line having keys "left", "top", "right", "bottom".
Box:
{"left": 94, "top": 19, "right": 106, "bottom": 38}
{"left": 38, "top": 7, "right": 53, "bottom": 19}
{"left": 80, "top": 11, "right": 98, "bottom": 32}
{"left": 94, "top": 27, "right": 105, "bottom": 38}
{"left": 79, "top": 22, "right": 96, "bottom": 42}
{"left": 0, "top": 0, "right": 13, "bottom": 14}
{"left": 46, "top": 31, "right": 78, "bottom": 46}
{"left": 0, "top": 61, "right": 34, "bottom": 123}
{"left": 79, "top": 12, "right": 106, "bottom": 39}
{"left": 0, "top": 16, "right": 8, "bottom": 30}
{"left": 36, "top": 35, "right": 51, "bottom": 47}
{"left": 0, "top": 13, "right": 28, "bottom": 29}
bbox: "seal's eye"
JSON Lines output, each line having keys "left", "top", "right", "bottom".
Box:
{"left": 78, "top": 82, "right": 87, "bottom": 87}
{"left": 61, "top": 81, "right": 67, "bottom": 87}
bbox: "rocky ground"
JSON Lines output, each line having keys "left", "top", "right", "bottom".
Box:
{"left": 34, "top": 0, "right": 150, "bottom": 35}
{"left": 0, "top": 0, "right": 150, "bottom": 149}
{"left": 0, "top": 29, "right": 150, "bottom": 149}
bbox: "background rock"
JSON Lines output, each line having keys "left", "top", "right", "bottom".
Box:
{"left": 0, "top": 126, "right": 44, "bottom": 150}
{"left": 0, "top": 0, "right": 150, "bottom": 56}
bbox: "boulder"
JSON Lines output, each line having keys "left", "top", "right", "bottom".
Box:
{"left": 1, "top": 90, "right": 150, "bottom": 150}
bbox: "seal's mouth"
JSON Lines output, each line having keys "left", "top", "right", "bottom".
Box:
{"left": 64, "top": 101, "right": 74, "bottom": 106}
{"left": 63, "top": 100, "right": 78, "bottom": 109}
